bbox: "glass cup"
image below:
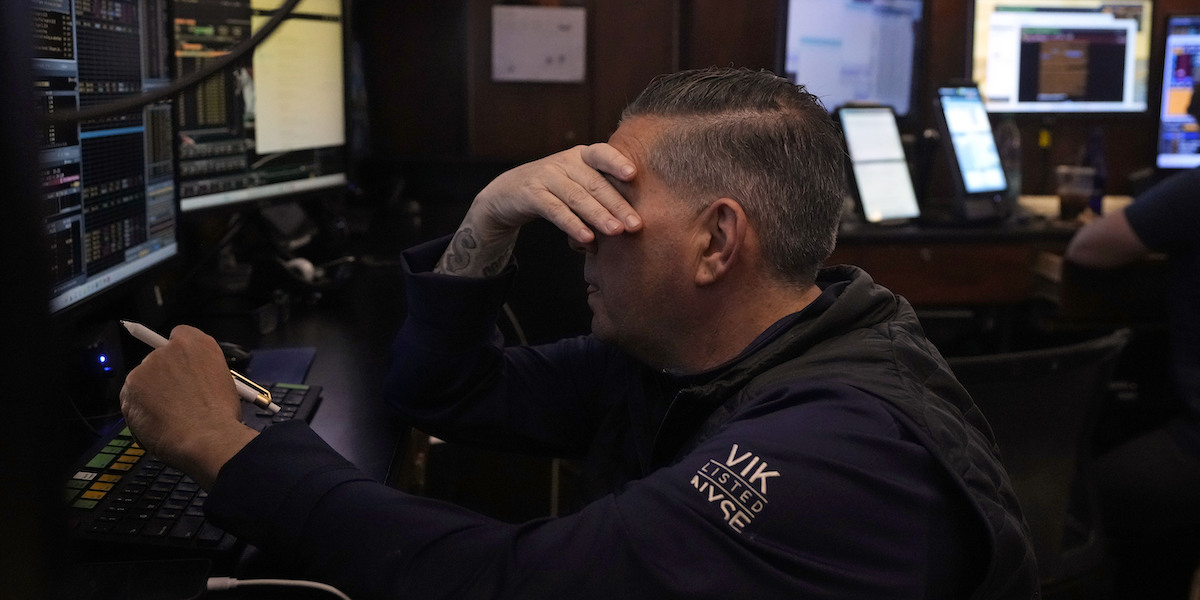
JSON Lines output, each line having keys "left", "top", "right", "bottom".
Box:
{"left": 1055, "top": 165, "right": 1096, "bottom": 221}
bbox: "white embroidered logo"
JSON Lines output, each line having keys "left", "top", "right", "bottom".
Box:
{"left": 689, "top": 443, "right": 780, "bottom": 533}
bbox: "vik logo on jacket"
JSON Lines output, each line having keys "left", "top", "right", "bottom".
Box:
{"left": 690, "top": 444, "right": 779, "bottom": 533}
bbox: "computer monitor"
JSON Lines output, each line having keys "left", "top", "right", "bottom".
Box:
{"left": 1155, "top": 14, "right": 1200, "bottom": 171}
{"left": 970, "top": 0, "right": 1153, "bottom": 114}
{"left": 34, "top": 0, "right": 181, "bottom": 317}
{"left": 172, "top": 0, "right": 347, "bottom": 214}
{"left": 778, "top": 0, "right": 925, "bottom": 118}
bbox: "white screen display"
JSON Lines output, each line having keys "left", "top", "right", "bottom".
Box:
{"left": 839, "top": 107, "right": 921, "bottom": 222}
{"left": 971, "top": 0, "right": 1152, "bottom": 114}
{"left": 175, "top": 0, "right": 348, "bottom": 213}
{"left": 938, "top": 87, "right": 1007, "bottom": 195}
{"left": 783, "top": 0, "right": 923, "bottom": 116}
{"left": 251, "top": 0, "right": 346, "bottom": 154}
{"left": 1155, "top": 15, "right": 1200, "bottom": 170}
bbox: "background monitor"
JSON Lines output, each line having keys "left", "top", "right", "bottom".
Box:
{"left": 34, "top": 0, "right": 181, "bottom": 316}
{"left": 970, "top": 0, "right": 1153, "bottom": 114}
{"left": 779, "top": 0, "right": 925, "bottom": 118}
{"left": 172, "top": 0, "right": 347, "bottom": 213}
{"left": 1155, "top": 14, "right": 1200, "bottom": 170}
{"left": 836, "top": 105, "right": 921, "bottom": 224}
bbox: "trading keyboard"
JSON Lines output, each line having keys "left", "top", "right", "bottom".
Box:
{"left": 63, "top": 382, "right": 321, "bottom": 564}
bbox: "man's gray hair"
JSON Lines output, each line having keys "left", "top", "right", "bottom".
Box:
{"left": 621, "top": 67, "right": 845, "bottom": 285}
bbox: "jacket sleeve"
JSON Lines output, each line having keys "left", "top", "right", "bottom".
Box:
{"left": 206, "top": 383, "right": 986, "bottom": 600}
{"left": 1125, "top": 167, "right": 1200, "bottom": 253}
{"left": 383, "top": 236, "right": 629, "bottom": 457}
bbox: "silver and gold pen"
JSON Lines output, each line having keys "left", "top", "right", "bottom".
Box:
{"left": 120, "top": 320, "right": 282, "bottom": 414}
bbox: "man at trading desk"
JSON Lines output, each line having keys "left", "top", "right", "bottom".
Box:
{"left": 120, "top": 68, "right": 1038, "bottom": 599}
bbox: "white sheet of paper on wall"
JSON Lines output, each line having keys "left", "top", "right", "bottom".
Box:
{"left": 491, "top": 5, "right": 586, "bottom": 83}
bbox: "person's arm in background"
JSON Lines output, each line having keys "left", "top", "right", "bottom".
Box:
{"left": 1065, "top": 207, "right": 1151, "bottom": 269}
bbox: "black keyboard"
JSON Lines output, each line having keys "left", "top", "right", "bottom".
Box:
{"left": 63, "top": 382, "right": 321, "bottom": 564}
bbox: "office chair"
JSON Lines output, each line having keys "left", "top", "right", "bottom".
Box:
{"left": 947, "top": 328, "right": 1130, "bottom": 599}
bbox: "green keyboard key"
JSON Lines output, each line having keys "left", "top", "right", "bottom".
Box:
{"left": 72, "top": 498, "right": 99, "bottom": 510}
{"left": 86, "top": 453, "right": 116, "bottom": 470}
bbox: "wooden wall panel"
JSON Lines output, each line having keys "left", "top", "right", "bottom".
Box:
{"left": 590, "top": 0, "right": 677, "bottom": 140}
{"left": 681, "top": 0, "right": 777, "bottom": 71}
{"left": 355, "top": 1, "right": 468, "bottom": 159}
{"left": 356, "top": 0, "right": 1186, "bottom": 184}
{"left": 464, "top": 0, "right": 592, "bottom": 159}
{"left": 459, "top": 0, "right": 679, "bottom": 160}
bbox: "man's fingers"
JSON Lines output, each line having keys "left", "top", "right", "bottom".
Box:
{"left": 581, "top": 142, "right": 635, "bottom": 181}
{"left": 469, "top": 142, "right": 642, "bottom": 246}
{"left": 528, "top": 186, "right": 598, "bottom": 246}
{"left": 576, "top": 144, "right": 642, "bottom": 231}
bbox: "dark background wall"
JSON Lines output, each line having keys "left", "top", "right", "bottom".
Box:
{"left": 347, "top": 0, "right": 1192, "bottom": 343}
{"left": 353, "top": 0, "right": 1193, "bottom": 194}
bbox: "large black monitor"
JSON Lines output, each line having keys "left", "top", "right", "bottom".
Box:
{"left": 34, "top": 0, "right": 181, "bottom": 317}
{"left": 1155, "top": 14, "right": 1200, "bottom": 171}
{"left": 172, "top": 0, "right": 347, "bottom": 214}
{"left": 970, "top": 0, "right": 1153, "bottom": 115}
{"left": 778, "top": 0, "right": 925, "bottom": 118}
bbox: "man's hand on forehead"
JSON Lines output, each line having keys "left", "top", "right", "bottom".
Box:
{"left": 576, "top": 142, "right": 641, "bottom": 235}
{"left": 439, "top": 141, "right": 644, "bottom": 278}
{"left": 493, "top": 142, "right": 642, "bottom": 246}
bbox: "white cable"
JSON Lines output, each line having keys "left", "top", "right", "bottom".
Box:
{"left": 207, "top": 576, "right": 352, "bottom": 600}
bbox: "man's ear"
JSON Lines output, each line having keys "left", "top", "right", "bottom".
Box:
{"left": 695, "top": 198, "right": 749, "bottom": 286}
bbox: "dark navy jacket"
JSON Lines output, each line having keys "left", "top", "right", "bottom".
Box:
{"left": 1125, "top": 167, "right": 1200, "bottom": 450}
{"left": 206, "top": 237, "right": 1038, "bottom": 600}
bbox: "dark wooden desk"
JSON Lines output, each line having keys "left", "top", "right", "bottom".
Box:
{"left": 178, "top": 262, "right": 410, "bottom": 483}
{"left": 828, "top": 216, "right": 1169, "bottom": 361}
{"left": 828, "top": 219, "right": 1078, "bottom": 307}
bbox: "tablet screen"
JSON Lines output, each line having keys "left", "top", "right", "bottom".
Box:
{"left": 936, "top": 86, "right": 1007, "bottom": 195}
{"left": 838, "top": 106, "right": 921, "bottom": 223}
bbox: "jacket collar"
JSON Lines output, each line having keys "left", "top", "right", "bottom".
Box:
{"left": 650, "top": 264, "right": 901, "bottom": 466}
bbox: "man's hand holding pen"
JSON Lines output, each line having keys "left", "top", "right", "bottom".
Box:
{"left": 119, "top": 325, "right": 259, "bottom": 489}
{"left": 122, "top": 320, "right": 281, "bottom": 414}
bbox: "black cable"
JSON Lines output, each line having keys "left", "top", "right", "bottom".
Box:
{"left": 45, "top": 0, "right": 303, "bottom": 125}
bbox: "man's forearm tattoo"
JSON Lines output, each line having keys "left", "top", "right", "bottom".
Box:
{"left": 438, "top": 227, "right": 477, "bottom": 273}
{"left": 436, "top": 227, "right": 512, "bottom": 276}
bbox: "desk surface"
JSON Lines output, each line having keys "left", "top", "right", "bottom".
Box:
{"left": 180, "top": 263, "right": 409, "bottom": 483}
{"left": 837, "top": 215, "right": 1077, "bottom": 244}
{"left": 835, "top": 195, "right": 1130, "bottom": 245}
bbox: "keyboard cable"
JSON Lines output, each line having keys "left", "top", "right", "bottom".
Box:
{"left": 207, "top": 576, "right": 351, "bottom": 599}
